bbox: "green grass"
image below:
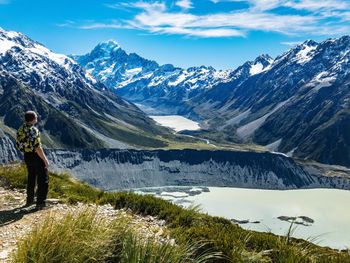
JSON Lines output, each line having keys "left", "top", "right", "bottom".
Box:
{"left": 13, "top": 210, "right": 116, "bottom": 263}
{"left": 0, "top": 164, "right": 105, "bottom": 204}
{"left": 13, "top": 209, "right": 216, "bottom": 263}
{"left": 1, "top": 164, "right": 350, "bottom": 263}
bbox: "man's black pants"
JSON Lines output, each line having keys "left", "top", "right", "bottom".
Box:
{"left": 24, "top": 152, "right": 49, "bottom": 205}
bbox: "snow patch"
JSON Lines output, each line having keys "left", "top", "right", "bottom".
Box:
{"left": 213, "top": 69, "right": 233, "bottom": 81}
{"left": 312, "top": 72, "right": 336, "bottom": 91}
{"left": 0, "top": 39, "right": 17, "bottom": 54}
{"left": 148, "top": 75, "right": 168, "bottom": 87}
{"left": 98, "top": 63, "right": 116, "bottom": 81}
{"left": 85, "top": 71, "right": 97, "bottom": 83}
{"left": 295, "top": 44, "right": 317, "bottom": 64}
{"left": 125, "top": 67, "right": 142, "bottom": 76}
{"left": 117, "top": 73, "right": 153, "bottom": 88}
{"left": 6, "top": 31, "right": 20, "bottom": 38}
{"left": 168, "top": 73, "right": 187, "bottom": 86}
{"left": 29, "top": 44, "right": 75, "bottom": 69}
{"left": 249, "top": 63, "right": 264, "bottom": 75}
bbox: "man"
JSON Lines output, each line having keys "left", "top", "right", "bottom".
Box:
{"left": 16, "top": 111, "right": 49, "bottom": 209}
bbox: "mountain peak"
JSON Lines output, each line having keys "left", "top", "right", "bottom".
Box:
{"left": 254, "top": 54, "right": 273, "bottom": 65}
{"left": 0, "top": 27, "right": 74, "bottom": 68}
{"left": 0, "top": 27, "right": 18, "bottom": 37}
{"left": 0, "top": 28, "right": 26, "bottom": 54}
{"left": 248, "top": 54, "right": 273, "bottom": 76}
{"left": 99, "top": 39, "right": 120, "bottom": 48}
{"left": 93, "top": 40, "right": 122, "bottom": 55}
{"left": 301, "top": 39, "right": 318, "bottom": 47}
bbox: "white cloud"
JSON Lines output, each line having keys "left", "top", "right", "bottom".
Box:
{"left": 79, "top": 23, "right": 126, "bottom": 30}
{"left": 148, "top": 26, "right": 245, "bottom": 37}
{"left": 131, "top": 1, "right": 167, "bottom": 11}
{"left": 186, "top": 11, "right": 317, "bottom": 34}
{"left": 281, "top": 41, "right": 303, "bottom": 46}
{"left": 125, "top": 4, "right": 320, "bottom": 37}
{"left": 285, "top": 0, "right": 350, "bottom": 12}
{"left": 175, "top": 0, "right": 193, "bottom": 9}
{"left": 210, "top": 0, "right": 286, "bottom": 10}
{"left": 74, "top": 0, "right": 350, "bottom": 38}
{"left": 56, "top": 20, "right": 75, "bottom": 28}
{"left": 0, "top": 0, "right": 10, "bottom": 4}
{"left": 213, "top": 0, "right": 350, "bottom": 12}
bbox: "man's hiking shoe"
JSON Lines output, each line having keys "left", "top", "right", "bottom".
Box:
{"left": 22, "top": 200, "right": 34, "bottom": 208}
{"left": 35, "top": 203, "right": 47, "bottom": 211}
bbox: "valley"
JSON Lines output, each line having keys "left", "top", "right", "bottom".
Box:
{"left": 1, "top": 0, "right": 350, "bottom": 259}
{"left": 75, "top": 37, "right": 350, "bottom": 167}
{"left": 0, "top": 26, "right": 349, "bottom": 251}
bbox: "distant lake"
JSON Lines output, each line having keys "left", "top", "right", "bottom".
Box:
{"left": 135, "top": 187, "right": 350, "bottom": 249}
{"left": 149, "top": 115, "right": 200, "bottom": 132}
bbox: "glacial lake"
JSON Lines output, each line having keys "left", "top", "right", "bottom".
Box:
{"left": 149, "top": 115, "right": 201, "bottom": 132}
{"left": 134, "top": 187, "right": 350, "bottom": 249}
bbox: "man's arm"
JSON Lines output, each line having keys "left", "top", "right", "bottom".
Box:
{"left": 35, "top": 146, "right": 49, "bottom": 169}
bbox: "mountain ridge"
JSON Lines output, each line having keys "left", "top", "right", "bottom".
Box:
{"left": 73, "top": 40, "right": 273, "bottom": 116}
{"left": 0, "top": 27, "right": 172, "bottom": 150}
{"left": 76, "top": 36, "right": 350, "bottom": 167}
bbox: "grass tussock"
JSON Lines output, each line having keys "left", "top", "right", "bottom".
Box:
{"left": 13, "top": 210, "right": 115, "bottom": 263}
{"left": 12, "top": 209, "right": 219, "bottom": 263}
{"left": 1, "top": 164, "right": 350, "bottom": 263}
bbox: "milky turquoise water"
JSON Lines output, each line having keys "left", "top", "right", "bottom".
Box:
{"left": 149, "top": 115, "right": 201, "bottom": 132}
{"left": 138, "top": 187, "right": 350, "bottom": 249}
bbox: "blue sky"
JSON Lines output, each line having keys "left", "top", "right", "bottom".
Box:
{"left": 0, "top": 0, "right": 349, "bottom": 69}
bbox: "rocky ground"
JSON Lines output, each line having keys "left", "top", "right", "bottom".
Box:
{"left": 0, "top": 187, "right": 172, "bottom": 262}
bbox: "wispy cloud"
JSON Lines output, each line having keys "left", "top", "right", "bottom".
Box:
{"left": 66, "top": 0, "right": 350, "bottom": 38}
{"left": 0, "top": 0, "right": 10, "bottom": 4}
{"left": 213, "top": 0, "right": 350, "bottom": 12}
{"left": 175, "top": 0, "right": 193, "bottom": 10}
{"left": 79, "top": 22, "right": 127, "bottom": 30}
{"left": 280, "top": 41, "right": 303, "bottom": 46}
{"left": 56, "top": 20, "right": 76, "bottom": 28}
{"left": 285, "top": 0, "right": 350, "bottom": 12}
{"left": 215, "top": 0, "right": 285, "bottom": 11}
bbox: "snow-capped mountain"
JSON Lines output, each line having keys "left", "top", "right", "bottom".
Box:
{"left": 0, "top": 28, "right": 102, "bottom": 93}
{"left": 196, "top": 36, "right": 350, "bottom": 167}
{"left": 0, "top": 27, "right": 170, "bottom": 150}
{"left": 189, "top": 54, "right": 273, "bottom": 110}
{"left": 75, "top": 36, "right": 350, "bottom": 167}
{"left": 72, "top": 40, "right": 159, "bottom": 89}
{"left": 74, "top": 41, "right": 258, "bottom": 115}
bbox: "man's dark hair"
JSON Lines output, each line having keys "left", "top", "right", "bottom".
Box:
{"left": 24, "top": 111, "right": 37, "bottom": 123}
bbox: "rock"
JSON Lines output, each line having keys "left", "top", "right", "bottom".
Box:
{"left": 298, "top": 216, "right": 314, "bottom": 224}
{"left": 231, "top": 218, "right": 250, "bottom": 224}
{"left": 0, "top": 250, "right": 9, "bottom": 260}
{"left": 277, "top": 216, "right": 297, "bottom": 222}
